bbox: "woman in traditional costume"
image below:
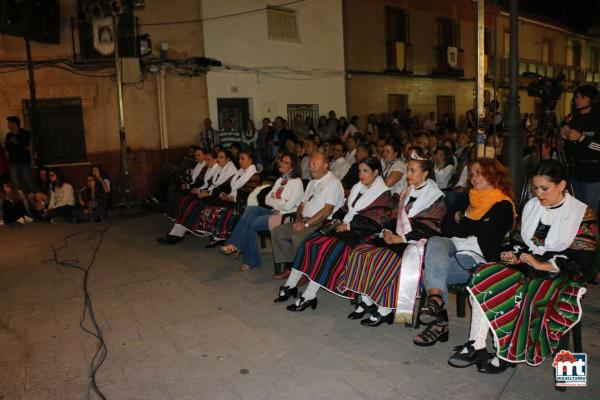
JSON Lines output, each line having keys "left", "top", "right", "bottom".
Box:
{"left": 343, "top": 151, "right": 446, "bottom": 326}
{"left": 449, "top": 160, "right": 597, "bottom": 372}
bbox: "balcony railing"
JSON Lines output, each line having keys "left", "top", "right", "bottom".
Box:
{"left": 433, "top": 46, "right": 464, "bottom": 77}
{"left": 498, "top": 57, "right": 599, "bottom": 87}
{"left": 385, "top": 42, "right": 413, "bottom": 74}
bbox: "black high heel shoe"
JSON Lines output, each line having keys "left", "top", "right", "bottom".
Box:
{"left": 448, "top": 340, "right": 489, "bottom": 371}
{"left": 479, "top": 355, "right": 515, "bottom": 374}
{"left": 286, "top": 296, "right": 318, "bottom": 312}
{"left": 156, "top": 235, "right": 184, "bottom": 245}
{"left": 274, "top": 286, "right": 298, "bottom": 303}
{"left": 360, "top": 311, "right": 394, "bottom": 327}
{"left": 413, "top": 322, "right": 449, "bottom": 346}
{"left": 347, "top": 301, "right": 377, "bottom": 319}
{"left": 206, "top": 237, "right": 225, "bottom": 248}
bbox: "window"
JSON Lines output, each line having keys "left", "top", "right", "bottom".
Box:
{"left": 437, "top": 96, "right": 455, "bottom": 126}
{"left": 23, "top": 98, "right": 88, "bottom": 165}
{"left": 542, "top": 39, "right": 553, "bottom": 64}
{"left": 503, "top": 30, "right": 510, "bottom": 58}
{"left": 267, "top": 7, "right": 299, "bottom": 42}
{"left": 385, "top": 7, "right": 410, "bottom": 72}
{"left": 572, "top": 41, "right": 582, "bottom": 68}
{"left": 590, "top": 47, "right": 600, "bottom": 71}
{"left": 484, "top": 28, "right": 492, "bottom": 56}
{"left": 437, "top": 18, "right": 460, "bottom": 48}
{"left": 388, "top": 94, "right": 408, "bottom": 115}
{"left": 287, "top": 104, "right": 319, "bottom": 128}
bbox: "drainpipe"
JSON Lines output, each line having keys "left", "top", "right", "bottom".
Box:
{"left": 156, "top": 67, "right": 169, "bottom": 164}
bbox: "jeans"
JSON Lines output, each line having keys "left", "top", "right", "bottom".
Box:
{"left": 227, "top": 206, "right": 273, "bottom": 269}
{"left": 9, "top": 163, "right": 34, "bottom": 192}
{"left": 570, "top": 178, "right": 600, "bottom": 217}
{"left": 423, "top": 236, "right": 479, "bottom": 303}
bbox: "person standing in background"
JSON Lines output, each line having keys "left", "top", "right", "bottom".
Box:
{"left": 4, "top": 116, "right": 33, "bottom": 192}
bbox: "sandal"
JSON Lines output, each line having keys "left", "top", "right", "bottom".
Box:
{"left": 240, "top": 264, "right": 252, "bottom": 272}
{"left": 413, "top": 322, "right": 449, "bottom": 346}
{"left": 417, "top": 294, "right": 446, "bottom": 325}
{"left": 219, "top": 244, "right": 238, "bottom": 255}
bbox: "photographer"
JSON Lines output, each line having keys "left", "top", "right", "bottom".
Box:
{"left": 560, "top": 85, "right": 600, "bottom": 215}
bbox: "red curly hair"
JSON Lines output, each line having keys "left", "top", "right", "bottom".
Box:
{"left": 468, "top": 158, "right": 515, "bottom": 200}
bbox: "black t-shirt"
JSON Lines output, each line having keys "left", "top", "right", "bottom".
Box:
{"left": 4, "top": 129, "right": 32, "bottom": 164}
{"left": 565, "top": 110, "right": 600, "bottom": 182}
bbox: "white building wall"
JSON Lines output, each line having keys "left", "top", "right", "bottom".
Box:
{"left": 202, "top": 0, "right": 346, "bottom": 127}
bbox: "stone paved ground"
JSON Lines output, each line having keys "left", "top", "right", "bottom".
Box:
{"left": 1, "top": 213, "right": 599, "bottom": 400}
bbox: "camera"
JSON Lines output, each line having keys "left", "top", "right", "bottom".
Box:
{"left": 524, "top": 72, "right": 565, "bottom": 111}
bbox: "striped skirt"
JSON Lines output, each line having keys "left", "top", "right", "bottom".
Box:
{"left": 344, "top": 244, "right": 407, "bottom": 309}
{"left": 468, "top": 263, "right": 586, "bottom": 366}
{"left": 197, "top": 203, "right": 236, "bottom": 239}
{"left": 175, "top": 196, "right": 210, "bottom": 232}
{"left": 292, "top": 234, "right": 353, "bottom": 297}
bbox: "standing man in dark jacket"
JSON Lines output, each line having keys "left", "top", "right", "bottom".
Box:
{"left": 5, "top": 116, "right": 34, "bottom": 192}
{"left": 561, "top": 85, "right": 600, "bottom": 216}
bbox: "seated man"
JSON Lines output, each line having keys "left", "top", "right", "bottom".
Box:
{"left": 271, "top": 152, "right": 345, "bottom": 280}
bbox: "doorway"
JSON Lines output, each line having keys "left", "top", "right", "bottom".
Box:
{"left": 217, "top": 98, "right": 250, "bottom": 132}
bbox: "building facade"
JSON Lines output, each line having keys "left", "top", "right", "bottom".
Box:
{"left": 343, "top": 0, "right": 600, "bottom": 130}
{"left": 202, "top": 0, "right": 346, "bottom": 131}
{"left": 0, "top": 0, "right": 210, "bottom": 196}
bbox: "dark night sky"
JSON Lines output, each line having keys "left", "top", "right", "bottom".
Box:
{"left": 499, "top": 0, "right": 600, "bottom": 34}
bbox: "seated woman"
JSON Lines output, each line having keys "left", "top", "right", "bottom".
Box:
{"left": 220, "top": 153, "right": 304, "bottom": 271}
{"left": 1, "top": 181, "right": 31, "bottom": 225}
{"left": 414, "top": 158, "right": 516, "bottom": 346}
{"left": 343, "top": 152, "right": 446, "bottom": 326}
{"left": 274, "top": 156, "right": 396, "bottom": 311}
{"left": 433, "top": 146, "right": 454, "bottom": 190}
{"left": 449, "top": 160, "right": 597, "bottom": 373}
{"left": 381, "top": 141, "right": 406, "bottom": 198}
{"left": 158, "top": 149, "right": 237, "bottom": 244}
{"left": 72, "top": 174, "right": 108, "bottom": 223}
{"left": 28, "top": 167, "right": 51, "bottom": 215}
{"left": 90, "top": 165, "right": 111, "bottom": 197}
{"left": 196, "top": 150, "right": 261, "bottom": 248}
{"left": 166, "top": 147, "right": 209, "bottom": 218}
{"left": 43, "top": 169, "right": 75, "bottom": 223}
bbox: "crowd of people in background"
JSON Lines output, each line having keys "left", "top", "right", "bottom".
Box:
{"left": 0, "top": 116, "right": 112, "bottom": 226}
{"left": 154, "top": 84, "right": 599, "bottom": 376}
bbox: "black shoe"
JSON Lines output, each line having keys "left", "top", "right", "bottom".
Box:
{"left": 360, "top": 311, "right": 394, "bottom": 327}
{"left": 157, "top": 235, "right": 184, "bottom": 245}
{"left": 274, "top": 286, "right": 298, "bottom": 303}
{"left": 206, "top": 237, "right": 225, "bottom": 248}
{"left": 418, "top": 294, "right": 446, "bottom": 325}
{"left": 286, "top": 296, "right": 318, "bottom": 312}
{"left": 347, "top": 301, "right": 377, "bottom": 319}
{"left": 413, "top": 322, "right": 449, "bottom": 346}
{"left": 479, "top": 356, "right": 515, "bottom": 374}
{"left": 448, "top": 340, "right": 489, "bottom": 371}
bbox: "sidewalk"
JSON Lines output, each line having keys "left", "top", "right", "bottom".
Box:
{"left": 0, "top": 214, "right": 598, "bottom": 399}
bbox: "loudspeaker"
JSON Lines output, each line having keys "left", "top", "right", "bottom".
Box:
{"left": 0, "top": 0, "right": 60, "bottom": 44}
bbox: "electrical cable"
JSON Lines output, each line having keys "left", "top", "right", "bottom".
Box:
{"left": 43, "top": 212, "right": 147, "bottom": 400}
{"left": 139, "top": 0, "right": 307, "bottom": 26}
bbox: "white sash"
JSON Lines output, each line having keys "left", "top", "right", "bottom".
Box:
{"left": 229, "top": 164, "right": 257, "bottom": 200}
{"left": 210, "top": 161, "right": 238, "bottom": 191}
{"left": 191, "top": 162, "right": 206, "bottom": 183}
{"left": 394, "top": 239, "right": 427, "bottom": 323}
{"left": 395, "top": 179, "right": 444, "bottom": 235}
{"left": 343, "top": 176, "right": 389, "bottom": 224}
{"left": 200, "top": 164, "right": 219, "bottom": 190}
{"left": 521, "top": 193, "right": 587, "bottom": 255}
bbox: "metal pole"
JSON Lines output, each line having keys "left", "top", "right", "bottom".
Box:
{"left": 113, "top": 14, "right": 134, "bottom": 206}
{"left": 502, "top": 0, "right": 524, "bottom": 199}
{"left": 24, "top": 1, "right": 39, "bottom": 165}
{"left": 476, "top": 0, "right": 486, "bottom": 157}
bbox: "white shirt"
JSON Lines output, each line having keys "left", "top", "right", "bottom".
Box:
{"left": 382, "top": 159, "right": 406, "bottom": 195}
{"left": 423, "top": 118, "right": 437, "bottom": 131}
{"left": 435, "top": 164, "right": 454, "bottom": 190}
{"left": 300, "top": 156, "right": 311, "bottom": 180}
{"left": 301, "top": 171, "right": 344, "bottom": 219}
{"left": 265, "top": 177, "right": 304, "bottom": 213}
{"left": 345, "top": 148, "right": 357, "bottom": 165}
{"left": 330, "top": 157, "right": 350, "bottom": 180}
{"left": 454, "top": 165, "right": 468, "bottom": 189}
